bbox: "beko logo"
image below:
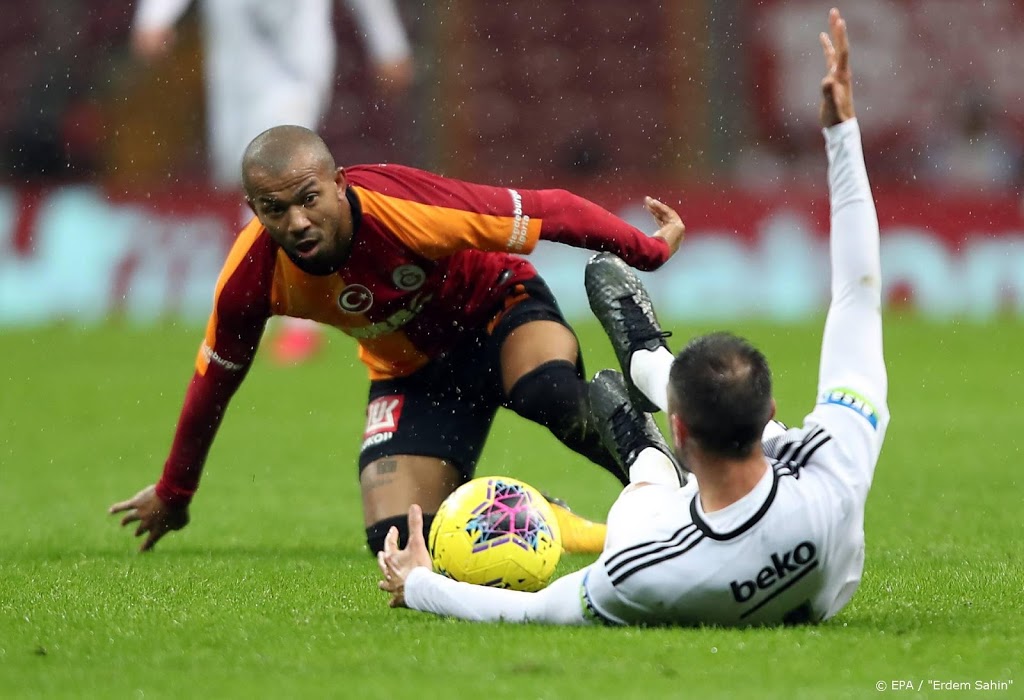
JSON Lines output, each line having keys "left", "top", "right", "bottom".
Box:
{"left": 730, "top": 541, "right": 818, "bottom": 603}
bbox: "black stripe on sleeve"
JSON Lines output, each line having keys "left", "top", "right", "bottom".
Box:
{"left": 782, "top": 429, "right": 831, "bottom": 472}
{"left": 605, "top": 524, "right": 701, "bottom": 578}
{"left": 789, "top": 432, "right": 832, "bottom": 471}
{"left": 774, "top": 427, "right": 825, "bottom": 465}
{"left": 611, "top": 533, "right": 707, "bottom": 586}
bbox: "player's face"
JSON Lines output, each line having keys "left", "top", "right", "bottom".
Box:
{"left": 248, "top": 163, "right": 354, "bottom": 276}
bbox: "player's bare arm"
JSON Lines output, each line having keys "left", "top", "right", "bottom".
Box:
{"left": 819, "top": 7, "right": 855, "bottom": 128}
{"left": 645, "top": 196, "right": 685, "bottom": 257}
{"left": 108, "top": 484, "right": 189, "bottom": 553}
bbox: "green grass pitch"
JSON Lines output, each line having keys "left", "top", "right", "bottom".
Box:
{"left": 1, "top": 317, "right": 1020, "bottom": 698}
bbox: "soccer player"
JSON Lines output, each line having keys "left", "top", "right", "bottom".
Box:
{"left": 131, "top": 0, "right": 416, "bottom": 365}
{"left": 131, "top": 0, "right": 413, "bottom": 189}
{"left": 378, "top": 8, "right": 890, "bottom": 626}
{"left": 108, "top": 127, "right": 685, "bottom": 555}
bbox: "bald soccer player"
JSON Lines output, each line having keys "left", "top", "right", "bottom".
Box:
{"left": 109, "top": 124, "right": 684, "bottom": 555}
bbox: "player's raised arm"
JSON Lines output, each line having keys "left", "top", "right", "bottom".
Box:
{"left": 811, "top": 8, "right": 889, "bottom": 490}
{"left": 819, "top": 8, "right": 855, "bottom": 128}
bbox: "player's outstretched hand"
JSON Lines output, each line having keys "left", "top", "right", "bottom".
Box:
{"left": 378, "top": 504, "right": 433, "bottom": 608}
{"left": 819, "top": 7, "right": 855, "bottom": 128}
{"left": 108, "top": 484, "right": 189, "bottom": 552}
{"left": 646, "top": 196, "right": 685, "bottom": 258}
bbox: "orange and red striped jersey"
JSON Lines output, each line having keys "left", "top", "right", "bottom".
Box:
{"left": 158, "top": 164, "right": 669, "bottom": 505}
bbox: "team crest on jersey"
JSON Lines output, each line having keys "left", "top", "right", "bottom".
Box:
{"left": 818, "top": 387, "right": 879, "bottom": 429}
{"left": 392, "top": 264, "right": 426, "bottom": 291}
{"left": 362, "top": 395, "right": 404, "bottom": 451}
{"left": 338, "top": 284, "right": 374, "bottom": 313}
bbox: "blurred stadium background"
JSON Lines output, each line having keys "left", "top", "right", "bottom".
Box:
{"left": 2, "top": 0, "right": 1022, "bottom": 326}
{"left": 2, "top": 3, "right": 1022, "bottom": 696}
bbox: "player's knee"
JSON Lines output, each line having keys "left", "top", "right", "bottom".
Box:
{"left": 365, "top": 512, "right": 435, "bottom": 556}
{"left": 507, "top": 360, "right": 588, "bottom": 439}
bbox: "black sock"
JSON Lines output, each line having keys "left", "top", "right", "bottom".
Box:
{"left": 507, "top": 360, "right": 627, "bottom": 485}
{"left": 365, "top": 512, "right": 436, "bottom": 556}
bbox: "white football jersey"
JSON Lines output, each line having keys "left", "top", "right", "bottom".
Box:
{"left": 581, "top": 395, "right": 888, "bottom": 626}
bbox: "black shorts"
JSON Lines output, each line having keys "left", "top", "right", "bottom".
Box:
{"left": 357, "top": 275, "right": 582, "bottom": 479}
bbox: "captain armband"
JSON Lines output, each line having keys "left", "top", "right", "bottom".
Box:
{"left": 817, "top": 387, "right": 879, "bottom": 429}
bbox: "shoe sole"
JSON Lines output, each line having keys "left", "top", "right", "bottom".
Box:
{"left": 585, "top": 253, "right": 662, "bottom": 413}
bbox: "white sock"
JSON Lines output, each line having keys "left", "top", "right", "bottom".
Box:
{"left": 629, "top": 347, "right": 675, "bottom": 412}
{"left": 629, "top": 447, "right": 681, "bottom": 486}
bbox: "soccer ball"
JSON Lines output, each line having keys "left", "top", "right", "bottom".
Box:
{"left": 429, "top": 476, "right": 562, "bottom": 592}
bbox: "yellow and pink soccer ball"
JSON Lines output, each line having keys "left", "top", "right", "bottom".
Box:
{"left": 428, "top": 476, "right": 562, "bottom": 592}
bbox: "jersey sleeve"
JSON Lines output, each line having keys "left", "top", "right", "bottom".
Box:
{"left": 810, "top": 120, "right": 888, "bottom": 495}
{"left": 760, "top": 420, "right": 789, "bottom": 456}
{"left": 524, "top": 188, "right": 670, "bottom": 270}
{"left": 771, "top": 120, "right": 888, "bottom": 500}
{"left": 155, "top": 222, "right": 273, "bottom": 507}
{"left": 348, "top": 165, "right": 669, "bottom": 269}
{"left": 403, "top": 567, "right": 592, "bottom": 625}
{"left": 155, "top": 362, "right": 255, "bottom": 507}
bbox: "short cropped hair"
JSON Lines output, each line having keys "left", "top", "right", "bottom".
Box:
{"left": 668, "top": 332, "right": 773, "bottom": 459}
{"left": 241, "top": 125, "right": 336, "bottom": 194}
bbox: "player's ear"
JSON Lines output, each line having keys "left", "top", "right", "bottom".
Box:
{"left": 768, "top": 398, "right": 777, "bottom": 421}
{"left": 669, "top": 412, "right": 687, "bottom": 452}
{"left": 335, "top": 167, "right": 348, "bottom": 191}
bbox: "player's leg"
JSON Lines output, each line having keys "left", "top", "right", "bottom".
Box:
{"left": 359, "top": 359, "right": 495, "bottom": 554}
{"left": 487, "top": 278, "right": 620, "bottom": 553}
{"left": 492, "top": 278, "right": 625, "bottom": 484}
{"left": 585, "top": 253, "right": 675, "bottom": 413}
{"left": 200, "top": 0, "right": 266, "bottom": 188}
{"left": 588, "top": 369, "right": 687, "bottom": 488}
{"left": 263, "top": 0, "right": 336, "bottom": 131}
{"left": 362, "top": 455, "right": 462, "bottom": 553}
{"left": 496, "top": 319, "right": 611, "bottom": 553}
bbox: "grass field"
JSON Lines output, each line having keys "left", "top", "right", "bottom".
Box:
{"left": 1, "top": 317, "right": 1021, "bottom": 699}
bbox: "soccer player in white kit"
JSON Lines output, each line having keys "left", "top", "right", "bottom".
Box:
{"left": 131, "top": 0, "right": 412, "bottom": 188}
{"left": 377, "top": 7, "right": 890, "bottom": 626}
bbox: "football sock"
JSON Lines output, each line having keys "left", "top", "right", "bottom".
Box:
{"left": 365, "top": 512, "right": 435, "bottom": 556}
{"left": 629, "top": 346, "right": 674, "bottom": 413}
{"left": 507, "top": 360, "right": 627, "bottom": 485}
{"left": 629, "top": 446, "right": 684, "bottom": 486}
